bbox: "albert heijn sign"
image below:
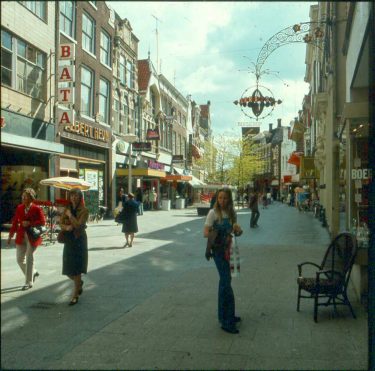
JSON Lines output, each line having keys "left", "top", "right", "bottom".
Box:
{"left": 57, "top": 43, "right": 75, "bottom": 126}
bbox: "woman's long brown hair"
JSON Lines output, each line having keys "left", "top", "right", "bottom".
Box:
{"left": 213, "top": 188, "right": 236, "bottom": 225}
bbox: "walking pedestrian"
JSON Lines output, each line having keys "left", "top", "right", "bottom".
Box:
{"left": 149, "top": 188, "right": 157, "bottom": 210}
{"left": 249, "top": 191, "right": 260, "bottom": 228}
{"left": 204, "top": 188, "right": 243, "bottom": 334}
{"left": 210, "top": 190, "right": 218, "bottom": 209}
{"left": 121, "top": 192, "right": 139, "bottom": 247}
{"left": 135, "top": 187, "right": 143, "bottom": 215}
{"left": 7, "top": 188, "right": 46, "bottom": 290}
{"left": 266, "top": 190, "right": 272, "bottom": 205}
{"left": 60, "top": 188, "right": 89, "bottom": 306}
{"left": 143, "top": 189, "right": 150, "bottom": 211}
{"left": 262, "top": 193, "right": 267, "bottom": 209}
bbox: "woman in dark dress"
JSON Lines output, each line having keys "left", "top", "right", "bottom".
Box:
{"left": 60, "top": 188, "right": 89, "bottom": 306}
{"left": 122, "top": 192, "right": 138, "bottom": 247}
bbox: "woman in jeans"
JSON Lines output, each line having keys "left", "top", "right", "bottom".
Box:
{"left": 204, "top": 188, "right": 243, "bottom": 334}
{"left": 7, "top": 188, "right": 46, "bottom": 290}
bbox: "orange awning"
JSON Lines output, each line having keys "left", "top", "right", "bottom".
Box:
{"left": 283, "top": 175, "right": 292, "bottom": 183}
{"left": 287, "top": 152, "right": 303, "bottom": 166}
{"left": 163, "top": 174, "right": 192, "bottom": 182}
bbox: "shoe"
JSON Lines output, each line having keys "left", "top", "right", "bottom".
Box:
{"left": 129, "top": 243, "right": 132, "bottom": 247}
{"left": 22, "top": 284, "right": 32, "bottom": 291}
{"left": 123, "top": 242, "right": 129, "bottom": 247}
{"left": 221, "top": 326, "right": 239, "bottom": 334}
{"left": 69, "top": 297, "right": 79, "bottom": 306}
{"left": 234, "top": 316, "right": 242, "bottom": 323}
{"left": 33, "top": 272, "right": 40, "bottom": 283}
{"left": 78, "top": 280, "right": 84, "bottom": 295}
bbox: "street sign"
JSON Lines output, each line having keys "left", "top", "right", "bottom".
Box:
{"left": 237, "top": 122, "right": 260, "bottom": 127}
{"left": 132, "top": 142, "right": 152, "bottom": 151}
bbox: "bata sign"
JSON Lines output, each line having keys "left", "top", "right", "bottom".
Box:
{"left": 57, "top": 43, "right": 75, "bottom": 125}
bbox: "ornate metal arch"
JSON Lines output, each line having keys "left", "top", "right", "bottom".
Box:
{"left": 255, "top": 21, "right": 327, "bottom": 76}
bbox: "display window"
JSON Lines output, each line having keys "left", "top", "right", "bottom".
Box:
{"left": 349, "top": 120, "right": 370, "bottom": 248}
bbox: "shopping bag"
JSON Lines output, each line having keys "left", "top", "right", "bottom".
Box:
{"left": 230, "top": 236, "right": 240, "bottom": 278}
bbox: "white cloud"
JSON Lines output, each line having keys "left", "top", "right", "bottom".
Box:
{"left": 108, "top": 1, "right": 313, "bottom": 135}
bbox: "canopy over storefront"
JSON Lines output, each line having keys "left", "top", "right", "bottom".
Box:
{"left": 287, "top": 151, "right": 303, "bottom": 166}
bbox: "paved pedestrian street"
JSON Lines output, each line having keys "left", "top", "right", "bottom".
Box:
{"left": 1, "top": 203, "right": 368, "bottom": 370}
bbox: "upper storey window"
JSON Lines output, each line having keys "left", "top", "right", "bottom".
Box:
{"left": 100, "top": 30, "right": 111, "bottom": 67}
{"left": 19, "top": 1, "right": 47, "bottom": 21}
{"left": 60, "top": 1, "right": 75, "bottom": 38}
{"left": 1, "top": 29, "right": 46, "bottom": 101}
{"left": 82, "top": 12, "right": 95, "bottom": 54}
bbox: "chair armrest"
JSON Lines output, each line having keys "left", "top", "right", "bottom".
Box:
{"left": 316, "top": 269, "right": 344, "bottom": 282}
{"left": 297, "top": 261, "right": 321, "bottom": 276}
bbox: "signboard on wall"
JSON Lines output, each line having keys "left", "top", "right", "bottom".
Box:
{"left": 85, "top": 170, "right": 98, "bottom": 190}
{"left": 146, "top": 129, "right": 160, "bottom": 140}
{"left": 132, "top": 142, "right": 151, "bottom": 151}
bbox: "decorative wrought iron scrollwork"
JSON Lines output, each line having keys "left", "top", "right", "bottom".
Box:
{"left": 255, "top": 21, "right": 325, "bottom": 76}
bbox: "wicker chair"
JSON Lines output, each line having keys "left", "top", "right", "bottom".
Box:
{"left": 297, "top": 232, "right": 358, "bottom": 322}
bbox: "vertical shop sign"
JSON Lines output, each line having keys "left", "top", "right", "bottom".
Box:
{"left": 57, "top": 43, "right": 75, "bottom": 126}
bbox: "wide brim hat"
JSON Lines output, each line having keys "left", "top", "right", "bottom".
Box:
{"left": 128, "top": 192, "right": 135, "bottom": 198}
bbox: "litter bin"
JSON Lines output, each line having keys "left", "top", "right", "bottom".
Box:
{"left": 161, "top": 199, "right": 171, "bottom": 211}
{"left": 175, "top": 198, "right": 185, "bottom": 209}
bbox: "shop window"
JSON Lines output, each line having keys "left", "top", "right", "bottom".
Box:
{"left": 350, "top": 121, "right": 370, "bottom": 247}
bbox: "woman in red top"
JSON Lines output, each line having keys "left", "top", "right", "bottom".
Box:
{"left": 7, "top": 188, "right": 46, "bottom": 290}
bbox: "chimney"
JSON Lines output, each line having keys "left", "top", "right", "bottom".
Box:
{"left": 277, "top": 118, "right": 281, "bottom": 127}
{"left": 269, "top": 123, "right": 273, "bottom": 132}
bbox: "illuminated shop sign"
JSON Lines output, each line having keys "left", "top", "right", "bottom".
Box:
{"left": 146, "top": 128, "right": 160, "bottom": 140}
{"left": 64, "top": 121, "right": 110, "bottom": 143}
{"left": 148, "top": 160, "right": 165, "bottom": 170}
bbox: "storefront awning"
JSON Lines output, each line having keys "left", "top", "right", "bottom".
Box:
{"left": 189, "top": 175, "right": 206, "bottom": 188}
{"left": 116, "top": 168, "right": 166, "bottom": 177}
{"left": 287, "top": 152, "right": 303, "bottom": 166}
{"left": 2, "top": 132, "right": 64, "bottom": 154}
{"left": 163, "top": 174, "right": 192, "bottom": 182}
{"left": 283, "top": 175, "right": 292, "bottom": 183}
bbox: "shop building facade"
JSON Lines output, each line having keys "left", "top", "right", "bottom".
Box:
{"left": 1, "top": 1, "right": 63, "bottom": 224}
{"left": 55, "top": 1, "right": 115, "bottom": 214}
{"left": 111, "top": 15, "right": 139, "bottom": 208}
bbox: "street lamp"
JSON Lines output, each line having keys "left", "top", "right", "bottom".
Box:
{"left": 122, "top": 133, "right": 138, "bottom": 194}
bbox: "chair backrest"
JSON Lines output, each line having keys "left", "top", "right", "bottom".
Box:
{"left": 321, "top": 232, "right": 358, "bottom": 285}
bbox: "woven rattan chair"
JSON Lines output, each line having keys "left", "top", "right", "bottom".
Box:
{"left": 297, "top": 232, "right": 358, "bottom": 322}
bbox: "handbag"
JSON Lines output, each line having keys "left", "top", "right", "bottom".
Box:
{"left": 115, "top": 209, "right": 126, "bottom": 223}
{"left": 57, "top": 230, "right": 67, "bottom": 243}
{"left": 28, "top": 225, "right": 47, "bottom": 240}
{"left": 230, "top": 236, "right": 241, "bottom": 278}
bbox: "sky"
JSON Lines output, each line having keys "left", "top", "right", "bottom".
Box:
{"left": 107, "top": 1, "right": 316, "bottom": 138}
